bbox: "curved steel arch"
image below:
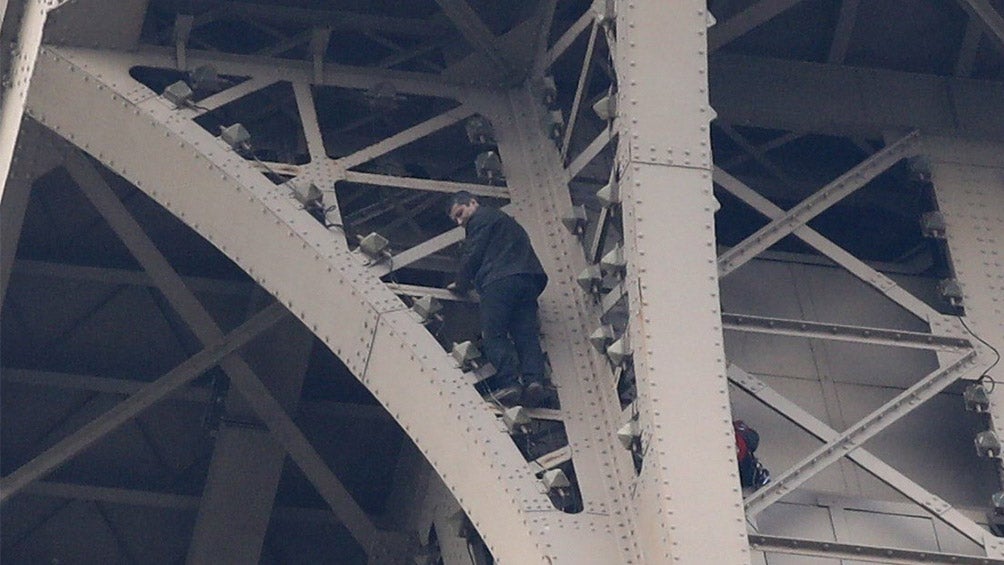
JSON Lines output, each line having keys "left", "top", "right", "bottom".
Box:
{"left": 24, "top": 45, "right": 580, "bottom": 564}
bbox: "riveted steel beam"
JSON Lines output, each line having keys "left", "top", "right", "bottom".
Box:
{"left": 499, "top": 87, "right": 640, "bottom": 563}
{"left": 343, "top": 171, "right": 509, "bottom": 198}
{"left": 217, "top": 2, "right": 452, "bottom": 38}
{"left": 717, "top": 130, "right": 921, "bottom": 278}
{"left": 27, "top": 46, "right": 560, "bottom": 564}
{"left": 70, "top": 46, "right": 468, "bottom": 99}
{"left": 713, "top": 166, "right": 942, "bottom": 323}
{"left": 0, "top": 302, "right": 288, "bottom": 503}
{"left": 0, "top": 0, "right": 49, "bottom": 199}
{"left": 721, "top": 313, "right": 972, "bottom": 351}
{"left": 567, "top": 128, "right": 613, "bottom": 178}
{"left": 615, "top": 2, "right": 748, "bottom": 562}
{"left": 433, "top": 0, "right": 516, "bottom": 79}
{"left": 728, "top": 364, "right": 993, "bottom": 549}
{"left": 748, "top": 534, "right": 1004, "bottom": 565}
{"left": 560, "top": 21, "right": 598, "bottom": 162}
{"left": 0, "top": 120, "right": 66, "bottom": 312}
{"left": 956, "top": 0, "right": 1004, "bottom": 53}
{"left": 1, "top": 368, "right": 394, "bottom": 421}
{"left": 709, "top": 55, "right": 1004, "bottom": 141}
{"left": 543, "top": 8, "right": 595, "bottom": 69}
{"left": 24, "top": 480, "right": 347, "bottom": 525}
{"left": 744, "top": 350, "right": 980, "bottom": 517}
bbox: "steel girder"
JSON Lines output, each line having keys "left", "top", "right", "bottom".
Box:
{"left": 497, "top": 88, "right": 640, "bottom": 563}
{"left": 19, "top": 43, "right": 643, "bottom": 563}
{"left": 0, "top": 0, "right": 50, "bottom": 201}
{"left": 0, "top": 301, "right": 290, "bottom": 501}
{"left": 928, "top": 137, "right": 1004, "bottom": 545}
{"left": 728, "top": 364, "right": 996, "bottom": 551}
{"left": 613, "top": 2, "right": 752, "bottom": 563}
{"left": 0, "top": 119, "right": 66, "bottom": 312}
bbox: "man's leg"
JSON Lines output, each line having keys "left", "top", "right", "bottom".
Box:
{"left": 479, "top": 278, "right": 521, "bottom": 400}
{"left": 509, "top": 276, "right": 547, "bottom": 406}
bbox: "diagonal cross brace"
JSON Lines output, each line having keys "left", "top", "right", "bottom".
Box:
{"left": 717, "top": 130, "right": 921, "bottom": 278}
{"left": 27, "top": 46, "right": 554, "bottom": 563}
{"left": 0, "top": 302, "right": 288, "bottom": 503}
{"left": 713, "top": 165, "right": 940, "bottom": 322}
{"left": 728, "top": 364, "right": 992, "bottom": 547}
{"left": 65, "top": 153, "right": 389, "bottom": 555}
{"left": 744, "top": 350, "right": 978, "bottom": 517}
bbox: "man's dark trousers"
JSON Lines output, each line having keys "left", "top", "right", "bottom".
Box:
{"left": 479, "top": 274, "right": 546, "bottom": 388}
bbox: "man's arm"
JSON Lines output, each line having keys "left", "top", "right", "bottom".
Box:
{"left": 454, "top": 209, "right": 497, "bottom": 292}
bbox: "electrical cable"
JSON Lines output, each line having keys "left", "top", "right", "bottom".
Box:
{"left": 959, "top": 315, "right": 1001, "bottom": 377}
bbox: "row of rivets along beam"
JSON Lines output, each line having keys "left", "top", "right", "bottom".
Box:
{"left": 23, "top": 45, "right": 556, "bottom": 564}
{"left": 495, "top": 87, "right": 640, "bottom": 563}
{"left": 615, "top": 1, "right": 750, "bottom": 563}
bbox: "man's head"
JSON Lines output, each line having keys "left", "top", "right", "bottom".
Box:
{"left": 448, "top": 191, "right": 479, "bottom": 227}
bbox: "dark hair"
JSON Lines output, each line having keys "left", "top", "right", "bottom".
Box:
{"left": 447, "top": 190, "right": 476, "bottom": 214}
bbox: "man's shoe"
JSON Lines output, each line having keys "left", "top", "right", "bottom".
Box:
{"left": 485, "top": 385, "right": 523, "bottom": 407}
{"left": 522, "top": 382, "right": 547, "bottom": 407}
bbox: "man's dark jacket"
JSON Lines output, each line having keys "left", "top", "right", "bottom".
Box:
{"left": 456, "top": 206, "right": 547, "bottom": 294}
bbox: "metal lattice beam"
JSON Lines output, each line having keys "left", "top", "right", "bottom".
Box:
{"left": 717, "top": 130, "right": 920, "bottom": 278}
{"left": 0, "top": 302, "right": 288, "bottom": 502}
{"left": 26, "top": 45, "right": 562, "bottom": 563}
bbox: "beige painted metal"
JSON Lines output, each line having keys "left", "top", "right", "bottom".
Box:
{"left": 0, "top": 0, "right": 48, "bottom": 201}
{"left": 25, "top": 45, "right": 577, "bottom": 564}
{"left": 496, "top": 87, "right": 640, "bottom": 562}
{"left": 615, "top": 1, "right": 749, "bottom": 562}
{"left": 928, "top": 137, "right": 1004, "bottom": 495}
{"left": 0, "top": 301, "right": 289, "bottom": 501}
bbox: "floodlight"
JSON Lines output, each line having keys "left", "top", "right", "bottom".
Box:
{"left": 162, "top": 80, "right": 193, "bottom": 108}
{"left": 502, "top": 406, "right": 532, "bottom": 434}
{"left": 190, "top": 64, "right": 219, "bottom": 90}
{"left": 541, "top": 468, "right": 570, "bottom": 490}
{"left": 596, "top": 181, "right": 619, "bottom": 207}
{"left": 576, "top": 265, "right": 603, "bottom": 294}
{"left": 964, "top": 383, "right": 991, "bottom": 412}
{"left": 600, "top": 245, "right": 626, "bottom": 274}
{"left": 938, "top": 279, "right": 964, "bottom": 307}
{"left": 561, "top": 205, "right": 588, "bottom": 235}
{"left": 358, "top": 232, "right": 389, "bottom": 258}
{"left": 545, "top": 109, "right": 564, "bottom": 140}
{"left": 451, "top": 341, "right": 482, "bottom": 367}
{"left": 976, "top": 431, "right": 1001, "bottom": 458}
{"left": 606, "top": 335, "right": 632, "bottom": 366}
{"left": 288, "top": 179, "right": 322, "bottom": 206}
{"left": 920, "top": 211, "right": 946, "bottom": 239}
{"left": 465, "top": 115, "right": 496, "bottom": 146}
{"left": 411, "top": 296, "right": 442, "bottom": 323}
{"left": 617, "top": 420, "right": 640, "bottom": 450}
{"left": 592, "top": 94, "right": 615, "bottom": 121}
{"left": 475, "top": 151, "right": 504, "bottom": 182}
{"left": 907, "top": 155, "right": 932, "bottom": 182}
{"left": 540, "top": 75, "right": 557, "bottom": 106}
{"left": 589, "top": 325, "right": 615, "bottom": 352}
{"left": 220, "top": 123, "right": 251, "bottom": 149}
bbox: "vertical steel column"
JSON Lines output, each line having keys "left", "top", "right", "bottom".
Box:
{"left": 494, "top": 89, "right": 639, "bottom": 563}
{"left": 187, "top": 317, "right": 314, "bottom": 564}
{"left": 615, "top": 1, "right": 749, "bottom": 562}
{"left": 0, "top": 1, "right": 46, "bottom": 198}
{"left": 0, "top": 119, "right": 64, "bottom": 311}
{"left": 928, "top": 139, "right": 1004, "bottom": 509}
